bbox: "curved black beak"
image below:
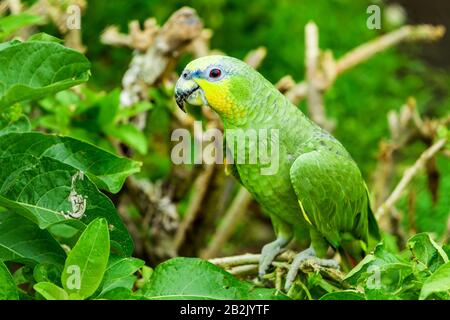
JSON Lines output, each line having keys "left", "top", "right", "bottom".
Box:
{"left": 174, "top": 84, "right": 200, "bottom": 113}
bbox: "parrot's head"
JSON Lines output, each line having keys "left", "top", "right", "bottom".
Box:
{"left": 175, "top": 55, "right": 266, "bottom": 121}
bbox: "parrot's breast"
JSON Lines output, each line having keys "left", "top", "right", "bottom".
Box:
{"left": 227, "top": 127, "right": 308, "bottom": 228}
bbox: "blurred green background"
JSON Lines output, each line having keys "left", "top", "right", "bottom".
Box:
{"left": 25, "top": 0, "right": 450, "bottom": 240}
{"left": 82, "top": 0, "right": 449, "bottom": 170}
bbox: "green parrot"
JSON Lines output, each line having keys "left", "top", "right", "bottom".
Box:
{"left": 175, "top": 55, "right": 380, "bottom": 290}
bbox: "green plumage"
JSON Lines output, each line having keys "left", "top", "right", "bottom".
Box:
{"left": 177, "top": 55, "right": 380, "bottom": 269}
{"left": 219, "top": 57, "right": 380, "bottom": 264}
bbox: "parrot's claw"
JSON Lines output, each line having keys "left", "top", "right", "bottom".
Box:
{"left": 284, "top": 247, "right": 339, "bottom": 292}
{"left": 258, "top": 236, "right": 289, "bottom": 279}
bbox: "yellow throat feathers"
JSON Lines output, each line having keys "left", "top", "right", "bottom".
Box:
{"left": 196, "top": 78, "right": 246, "bottom": 120}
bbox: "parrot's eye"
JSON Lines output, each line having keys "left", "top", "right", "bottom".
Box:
{"left": 209, "top": 68, "right": 222, "bottom": 79}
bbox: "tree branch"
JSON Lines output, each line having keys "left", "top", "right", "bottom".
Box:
{"left": 209, "top": 251, "right": 347, "bottom": 285}
{"left": 285, "top": 24, "right": 445, "bottom": 105}
{"left": 304, "top": 22, "right": 334, "bottom": 131}
{"left": 336, "top": 25, "right": 445, "bottom": 75}
{"left": 201, "top": 187, "right": 252, "bottom": 259}
{"left": 375, "top": 138, "right": 447, "bottom": 219}
{"left": 173, "top": 164, "right": 215, "bottom": 252}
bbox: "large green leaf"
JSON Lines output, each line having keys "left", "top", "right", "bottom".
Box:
{"left": 407, "top": 233, "right": 448, "bottom": 273}
{"left": 0, "top": 261, "right": 19, "bottom": 300}
{"left": 34, "top": 282, "right": 69, "bottom": 300}
{"left": 105, "top": 124, "right": 148, "bottom": 155}
{"left": 0, "top": 212, "right": 65, "bottom": 266}
{"left": 0, "top": 153, "right": 133, "bottom": 255}
{"left": 0, "top": 115, "right": 30, "bottom": 137}
{"left": 33, "top": 263, "right": 62, "bottom": 285}
{"left": 0, "top": 132, "right": 141, "bottom": 193}
{"left": 0, "top": 40, "right": 90, "bottom": 109}
{"left": 139, "top": 258, "right": 289, "bottom": 300}
{"left": 420, "top": 261, "right": 450, "bottom": 300}
{"left": 96, "top": 255, "right": 144, "bottom": 298}
{"left": 61, "top": 218, "right": 110, "bottom": 299}
{"left": 95, "top": 287, "right": 137, "bottom": 300}
{"left": 344, "top": 244, "right": 414, "bottom": 298}
{"left": 320, "top": 290, "right": 366, "bottom": 300}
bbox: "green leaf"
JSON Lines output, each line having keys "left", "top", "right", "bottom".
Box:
{"left": 61, "top": 218, "right": 110, "bottom": 299}
{"left": 98, "top": 89, "right": 120, "bottom": 128}
{"left": 139, "top": 258, "right": 288, "bottom": 300}
{"left": 13, "top": 264, "right": 33, "bottom": 284}
{"left": 116, "top": 101, "right": 152, "bottom": 122}
{"left": 34, "top": 282, "right": 69, "bottom": 300}
{"left": 106, "top": 124, "right": 148, "bottom": 155}
{"left": 27, "top": 33, "right": 64, "bottom": 43}
{"left": 49, "top": 223, "right": 80, "bottom": 239}
{"left": 97, "top": 255, "right": 144, "bottom": 297}
{"left": 420, "top": 261, "right": 450, "bottom": 300}
{"left": 344, "top": 254, "right": 377, "bottom": 281}
{"left": 408, "top": 233, "right": 448, "bottom": 272}
{"left": 0, "top": 13, "right": 45, "bottom": 40}
{"left": 0, "top": 153, "right": 133, "bottom": 255}
{"left": 33, "top": 263, "right": 62, "bottom": 285}
{"left": 0, "top": 132, "right": 141, "bottom": 193}
{"left": 0, "top": 114, "right": 31, "bottom": 137}
{"left": 320, "top": 290, "right": 366, "bottom": 300}
{"left": 344, "top": 244, "right": 413, "bottom": 294}
{"left": 0, "top": 261, "right": 19, "bottom": 300}
{"left": 364, "top": 288, "right": 403, "bottom": 300}
{"left": 95, "top": 287, "right": 137, "bottom": 300}
{"left": 0, "top": 212, "right": 65, "bottom": 265}
{"left": 0, "top": 104, "right": 31, "bottom": 136}
{"left": 135, "top": 265, "right": 153, "bottom": 289}
{"left": 0, "top": 40, "right": 90, "bottom": 109}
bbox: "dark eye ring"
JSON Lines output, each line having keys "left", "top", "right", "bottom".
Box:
{"left": 209, "top": 68, "right": 222, "bottom": 79}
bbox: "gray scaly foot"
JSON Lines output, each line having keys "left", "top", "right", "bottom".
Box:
{"left": 258, "top": 236, "right": 290, "bottom": 279}
{"left": 284, "top": 247, "right": 339, "bottom": 291}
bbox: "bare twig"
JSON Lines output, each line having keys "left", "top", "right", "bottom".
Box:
{"left": 244, "top": 46, "right": 267, "bottom": 69}
{"left": 185, "top": 29, "right": 213, "bottom": 58}
{"left": 101, "top": 18, "right": 159, "bottom": 51}
{"left": 375, "top": 138, "right": 447, "bottom": 219}
{"left": 335, "top": 25, "right": 445, "bottom": 75}
{"left": 7, "top": 0, "right": 22, "bottom": 14}
{"left": 209, "top": 251, "right": 295, "bottom": 268}
{"left": 119, "top": 7, "right": 204, "bottom": 110}
{"left": 209, "top": 251, "right": 347, "bottom": 285}
{"left": 276, "top": 75, "right": 296, "bottom": 93}
{"left": 372, "top": 99, "right": 418, "bottom": 209}
{"left": 28, "top": 0, "right": 87, "bottom": 52}
{"left": 201, "top": 187, "right": 252, "bottom": 259}
{"left": 173, "top": 164, "right": 215, "bottom": 252}
{"left": 304, "top": 22, "right": 334, "bottom": 131}
{"left": 285, "top": 24, "right": 446, "bottom": 105}
{"left": 126, "top": 177, "right": 180, "bottom": 262}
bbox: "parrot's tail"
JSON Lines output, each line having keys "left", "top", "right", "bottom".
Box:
{"left": 368, "top": 205, "right": 381, "bottom": 245}
{"left": 338, "top": 240, "right": 365, "bottom": 272}
{"left": 338, "top": 204, "right": 381, "bottom": 272}
{"left": 365, "top": 183, "right": 381, "bottom": 247}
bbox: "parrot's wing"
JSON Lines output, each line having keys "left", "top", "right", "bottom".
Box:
{"left": 289, "top": 149, "right": 370, "bottom": 249}
{"left": 223, "top": 136, "right": 243, "bottom": 184}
